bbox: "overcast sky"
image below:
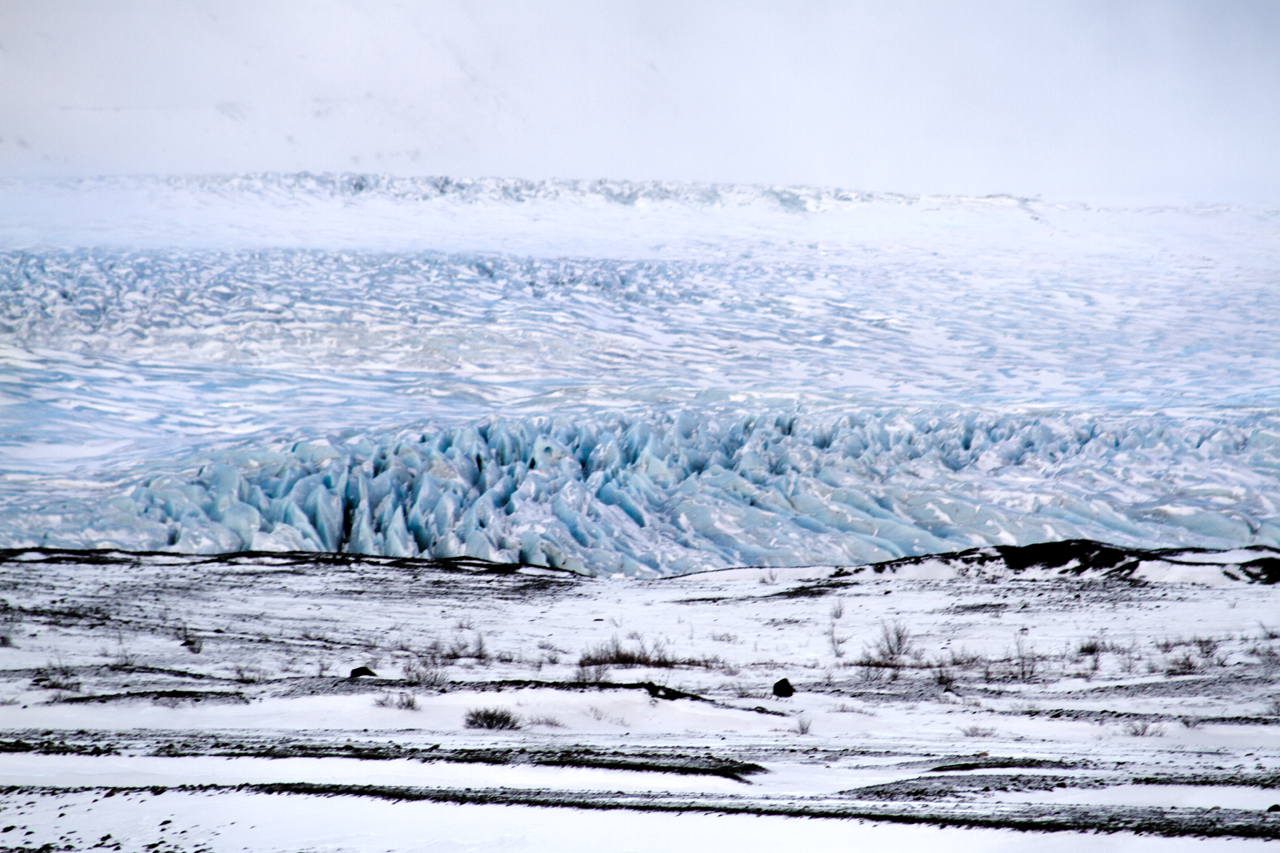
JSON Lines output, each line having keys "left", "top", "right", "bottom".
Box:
{"left": 2, "top": 0, "right": 1278, "bottom": 202}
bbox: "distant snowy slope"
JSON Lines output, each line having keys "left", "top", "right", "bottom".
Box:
{"left": 2, "top": 176, "right": 1278, "bottom": 571}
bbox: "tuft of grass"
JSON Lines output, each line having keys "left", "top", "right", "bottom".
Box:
{"left": 1123, "top": 720, "right": 1165, "bottom": 737}
{"left": 1116, "top": 642, "right": 1140, "bottom": 674}
{"left": 945, "top": 648, "right": 986, "bottom": 669}
{"left": 1077, "top": 636, "right": 1106, "bottom": 657}
{"left": 1165, "top": 652, "right": 1199, "bottom": 677}
{"left": 1260, "top": 623, "right": 1280, "bottom": 641}
{"left": 794, "top": 717, "right": 812, "bottom": 735}
{"left": 827, "top": 623, "right": 850, "bottom": 658}
{"left": 465, "top": 707, "right": 521, "bottom": 730}
{"left": 574, "top": 663, "right": 611, "bottom": 684}
{"left": 233, "top": 665, "right": 267, "bottom": 684}
{"left": 1193, "top": 637, "right": 1220, "bottom": 659}
{"left": 105, "top": 638, "right": 137, "bottom": 671}
{"left": 403, "top": 652, "right": 445, "bottom": 687}
{"left": 444, "top": 632, "right": 489, "bottom": 663}
{"left": 33, "top": 658, "right": 80, "bottom": 692}
{"left": 375, "top": 692, "right": 419, "bottom": 710}
{"left": 961, "top": 725, "right": 996, "bottom": 737}
{"left": 526, "top": 714, "right": 566, "bottom": 729}
{"left": 175, "top": 623, "right": 203, "bottom": 653}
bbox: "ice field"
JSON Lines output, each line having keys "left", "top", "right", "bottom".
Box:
{"left": 2, "top": 175, "right": 1279, "bottom": 573}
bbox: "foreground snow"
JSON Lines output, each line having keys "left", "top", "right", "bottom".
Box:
{"left": 1, "top": 548, "right": 1278, "bottom": 849}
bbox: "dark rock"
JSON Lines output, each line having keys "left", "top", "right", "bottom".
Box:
{"left": 772, "top": 678, "right": 795, "bottom": 698}
{"left": 349, "top": 666, "right": 377, "bottom": 678}
{"left": 1268, "top": 803, "right": 1280, "bottom": 812}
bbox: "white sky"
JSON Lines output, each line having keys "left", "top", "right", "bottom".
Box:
{"left": 1, "top": 0, "right": 1278, "bottom": 202}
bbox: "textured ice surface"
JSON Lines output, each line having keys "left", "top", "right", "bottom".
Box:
{"left": 2, "top": 175, "right": 1279, "bottom": 571}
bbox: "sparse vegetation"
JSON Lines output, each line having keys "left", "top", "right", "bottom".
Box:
{"left": 465, "top": 707, "right": 521, "bottom": 730}
{"left": 794, "top": 717, "right": 812, "bottom": 735}
{"left": 961, "top": 725, "right": 996, "bottom": 737}
{"left": 578, "top": 635, "right": 719, "bottom": 670}
{"left": 1123, "top": 720, "right": 1165, "bottom": 737}
{"left": 33, "top": 658, "right": 80, "bottom": 692}
{"left": 526, "top": 714, "right": 566, "bottom": 728}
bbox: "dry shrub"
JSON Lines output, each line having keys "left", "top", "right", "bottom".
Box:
{"left": 465, "top": 707, "right": 521, "bottom": 730}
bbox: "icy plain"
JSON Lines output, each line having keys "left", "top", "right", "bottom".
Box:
{"left": 0, "top": 549, "right": 1279, "bottom": 850}
{"left": 2, "top": 176, "right": 1280, "bottom": 572}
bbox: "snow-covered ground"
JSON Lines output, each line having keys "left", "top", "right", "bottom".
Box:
{"left": 1, "top": 548, "right": 1279, "bottom": 849}
{"left": 3, "top": 177, "right": 1280, "bottom": 571}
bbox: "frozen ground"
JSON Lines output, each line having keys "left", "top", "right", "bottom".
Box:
{"left": 1, "top": 546, "right": 1279, "bottom": 849}
{"left": 2, "top": 176, "right": 1279, "bottom": 570}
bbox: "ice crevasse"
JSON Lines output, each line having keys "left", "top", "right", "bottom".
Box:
{"left": 104, "top": 409, "right": 1280, "bottom": 577}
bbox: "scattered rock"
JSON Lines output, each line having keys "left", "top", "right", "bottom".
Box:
{"left": 772, "top": 678, "right": 795, "bottom": 698}
{"left": 1268, "top": 803, "right": 1280, "bottom": 812}
{"left": 349, "top": 666, "right": 377, "bottom": 678}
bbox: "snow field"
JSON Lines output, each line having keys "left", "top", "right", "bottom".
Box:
{"left": 8, "top": 789, "right": 1275, "bottom": 853}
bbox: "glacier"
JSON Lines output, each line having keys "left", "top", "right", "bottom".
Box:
{"left": 2, "top": 175, "right": 1279, "bottom": 573}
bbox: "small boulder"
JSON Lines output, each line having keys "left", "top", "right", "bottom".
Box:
{"left": 772, "top": 678, "right": 795, "bottom": 698}
{"left": 349, "top": 666, "right": 377, "bottom": 679}
{"left": 1268, "top": 803, "right": 1280, "bottom": 813}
